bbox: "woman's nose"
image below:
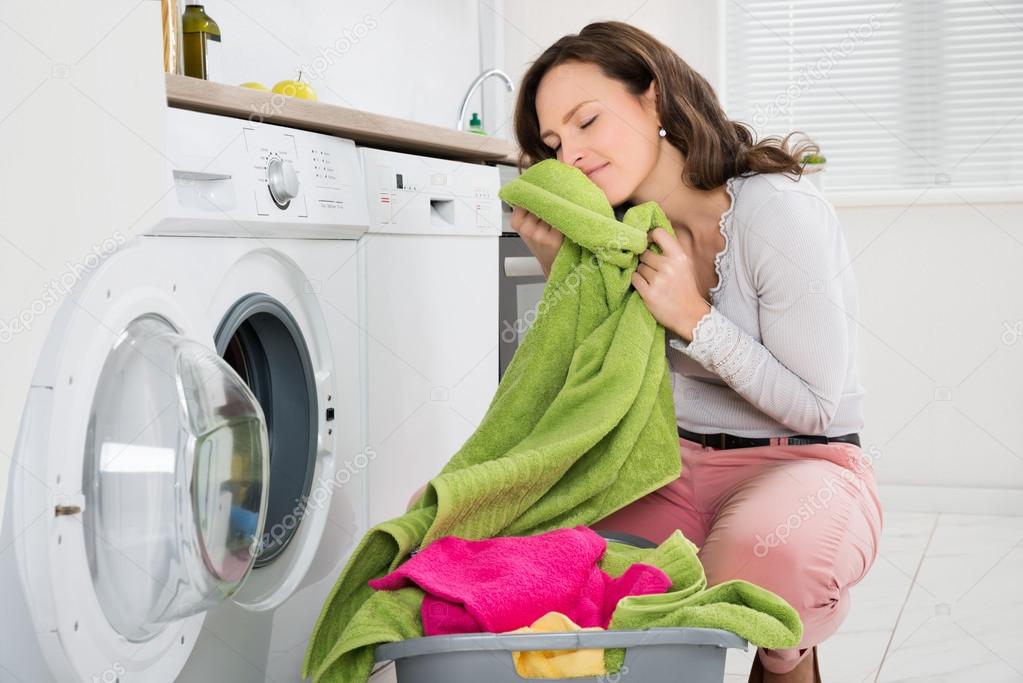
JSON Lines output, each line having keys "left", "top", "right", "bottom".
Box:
{"left": 557, "top": 139, "right": 581, "bottom": 166}
{"left": 562, "top": 148, "right": 586, "bottom": 170}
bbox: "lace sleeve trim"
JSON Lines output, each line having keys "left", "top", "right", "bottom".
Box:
{"left": 667, "top": 307, "right": 760, "bottom": 389}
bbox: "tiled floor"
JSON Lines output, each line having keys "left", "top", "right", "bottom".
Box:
{"left": 724, "top": 510, "right": 1023, "bottom": 682}
{"left": 370, "top": 511, "right": 1023, "bottom": 682}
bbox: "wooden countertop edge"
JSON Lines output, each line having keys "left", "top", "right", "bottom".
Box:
{"left": 165, "top": 73, "right": 521, "bottom": 166}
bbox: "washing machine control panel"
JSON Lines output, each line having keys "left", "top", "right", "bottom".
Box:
{"left": 159, "top": 108, "right": 370, "bottom": 238}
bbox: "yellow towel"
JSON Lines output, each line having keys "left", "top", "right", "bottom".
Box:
{"left": 505, "top": 611, "right": 607, "bottom": 678}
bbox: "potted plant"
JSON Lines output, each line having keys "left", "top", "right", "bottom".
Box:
{"left": 801, "top": 153, "right": 827, "bottom": 190}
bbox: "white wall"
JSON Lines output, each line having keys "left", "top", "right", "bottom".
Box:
{"left": 502, "top": 2, "right": 1023, "bottom": 513}
{"left": 205, "top": 0, "right": 485, "bottom": 130}
{"left": 500, "top": 0, "right": 722, "bottom": 142}
{"left": 836, "top": 196, "right": 1023, "bottom": 511}
{"left": 0, "top": 0, "right": 171, "bottom": 529}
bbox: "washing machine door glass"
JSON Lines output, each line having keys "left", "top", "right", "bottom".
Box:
{"left": 82, "top": 314, "right": 270, "bottom": 642}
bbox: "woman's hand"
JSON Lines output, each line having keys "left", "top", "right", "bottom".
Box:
{"left": 510, "top": 206, "right": 564, "bottom": 279}
{"left": 632, "top": 228, "right": 713, "bottom": 342}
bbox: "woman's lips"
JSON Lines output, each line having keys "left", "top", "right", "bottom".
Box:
{"left": 586, "top": 162, "right": 609, "bottom": 179}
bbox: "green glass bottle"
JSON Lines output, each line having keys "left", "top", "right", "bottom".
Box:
{"left": 182, "top": 4, "right": 221, "bottom": 80}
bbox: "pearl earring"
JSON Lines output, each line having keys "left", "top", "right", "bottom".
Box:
{"left": 658, "top": 127, "right": 667, "bottom": 137}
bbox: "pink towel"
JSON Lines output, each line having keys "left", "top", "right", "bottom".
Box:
{"left": 367, "top": 525, "right": 671, "bottom": 636}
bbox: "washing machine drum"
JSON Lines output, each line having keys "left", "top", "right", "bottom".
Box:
{"left": 215, "top": 292, "right": 319, "bottom": 567}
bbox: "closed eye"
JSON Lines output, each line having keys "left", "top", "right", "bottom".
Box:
{"left": 549, "top": 116, "right": 598, "bottom": 154}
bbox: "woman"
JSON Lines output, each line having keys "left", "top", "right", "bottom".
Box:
{"left": 508, "top": 21, "right": 884, "bottom": 683}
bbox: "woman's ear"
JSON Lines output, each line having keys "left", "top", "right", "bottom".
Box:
{"left": 643, "top": 79, "right": 658, "bottom": 111}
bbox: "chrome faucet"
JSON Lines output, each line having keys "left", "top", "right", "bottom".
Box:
{"left": 456, "top": 68, "right": 515, "bottom": 131}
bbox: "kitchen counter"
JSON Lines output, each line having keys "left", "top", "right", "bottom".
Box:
{"left": 166, "top": 74, "right": 520, "bottom": 166}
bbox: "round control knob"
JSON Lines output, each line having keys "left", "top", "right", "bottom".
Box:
{"left": 267, "top": 157, "right": 299, "bottom": 207}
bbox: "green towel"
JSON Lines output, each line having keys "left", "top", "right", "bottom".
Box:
{"left": 302, "top": 158, "right": 681, "bottom": 681}
{"left": 601, "top": 531, "right": 803, "bottom": 671}
{"left": 302, "top": 159, "right": 799, "bottom": 682}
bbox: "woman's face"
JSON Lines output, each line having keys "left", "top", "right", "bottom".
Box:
{"left": 535, "top": 60, "right": 661, "bottom": 206}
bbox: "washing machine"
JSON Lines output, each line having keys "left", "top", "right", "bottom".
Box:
{"left": 357, "top": 148, "right": 502, "bottom": 527}
{"left": 0, "top": 108, "right": 369, "bottom": 682}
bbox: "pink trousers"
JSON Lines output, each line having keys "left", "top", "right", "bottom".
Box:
{"left": 592, "top": 436, "right": 884, "bottom": 674}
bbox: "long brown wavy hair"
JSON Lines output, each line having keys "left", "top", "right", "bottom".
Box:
{"left": 512, "top": 21, "right": 818, "bottom": 190}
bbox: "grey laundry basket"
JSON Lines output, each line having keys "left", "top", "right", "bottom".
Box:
{"left": 372, "top": 530, "right": 749, "bottom": 682}
{"left": 374, "top": 626, "right": 747, "bottom": 682}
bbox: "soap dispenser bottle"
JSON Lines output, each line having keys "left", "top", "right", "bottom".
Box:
{"left": 468, "top": 112, "right": 487, "bottom": 135}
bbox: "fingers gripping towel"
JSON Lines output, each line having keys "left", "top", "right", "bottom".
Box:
{"left": 302, "top": 159, "right": 801, "bottom": 682}
{"left": 367, "top": 526, "right": 672, "bottom": 635}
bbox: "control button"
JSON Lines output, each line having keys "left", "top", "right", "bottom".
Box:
{"left": 267, "top": 156, "right": 299, "bottom": 208}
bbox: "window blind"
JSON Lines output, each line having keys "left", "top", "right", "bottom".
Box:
{"left": 723, "top": 0, "right": 1023, "bottom": 191}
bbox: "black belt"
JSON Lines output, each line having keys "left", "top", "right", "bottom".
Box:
{"left": 678, "top": 426, "right": 860, "bottom": 449}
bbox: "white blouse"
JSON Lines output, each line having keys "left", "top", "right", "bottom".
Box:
{"left": 662, "top": 171, "right": 866, "bottom": 438}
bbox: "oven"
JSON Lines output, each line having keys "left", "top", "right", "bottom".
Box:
{"left": 496, "top": 164, "right": 630, "bottom": 380}
{"left": 497, "top": 163, "right": 546, "bottom": 380}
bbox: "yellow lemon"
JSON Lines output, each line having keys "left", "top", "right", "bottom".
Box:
{"left": 239, "top": 81, "right": 270, "bottom": 91}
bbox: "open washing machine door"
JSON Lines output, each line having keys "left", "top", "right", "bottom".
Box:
{"left": 0, "top": 242, "right": 275, "bottom": 682}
